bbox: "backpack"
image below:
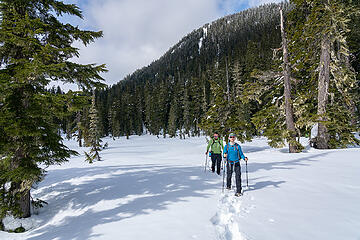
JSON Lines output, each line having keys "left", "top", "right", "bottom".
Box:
{"left": 209, "top": 138, "right": 221, "bottom": 156}
{"left": 225, "top": 143, "right": 241, "bottom": 162}
{"left": 211, "top": 138, "right": 221, "bottom": 148}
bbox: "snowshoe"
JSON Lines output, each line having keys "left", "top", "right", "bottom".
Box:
{"left": 235, "top": 192, "right": 243, "bottom": 197}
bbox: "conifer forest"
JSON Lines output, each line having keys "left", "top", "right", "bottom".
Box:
{"left": 0, "top": 0, "right": 359, "bottom": 223}
{"left": 94, "top": 1, "right": 359, "bottom": 150}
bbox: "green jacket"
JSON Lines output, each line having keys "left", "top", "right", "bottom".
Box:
{"left": 207, "top": 138, "right": 224, "bottom": 154}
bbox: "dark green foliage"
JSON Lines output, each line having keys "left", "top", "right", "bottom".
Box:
{"left": 55, "top": 90, "right": 91, "bottom": 146}
{"left": 287, "top": 0, "right": 360, "bottom": 148}
{"left": 31, "top": 198, "right": 48, "bottom": 210}
{"left": 326, "top": 101, "right": 360, "bottom": 148}
{"left": 90, "top": 1, "right": 359, "bottom": 151}
{"left": 252, "top": 105, "right": 286, "bottom": 148}
{"left": 0, "top": 0, "right": 105, "bottom": 218}
{"left": 14, "top": 226, "right": 26, "bottom": 233}
{"left": 199, "top": 74, "right": 228, "bottom": 136}
{"left": 4, "top": 225, "right": 26, "bottom": 233}
{"left": 199, "top": 58, "right": 255, "bottom": 142}
{"left": 0, "top": 220, "right": 4, "bottom": 231}
{"left": 85, "top": 91, "right": 103, "bottom": 163}
{"left": 347, "top": 2, "right": 360, "bottom": 124}
{"left": 100, "top": 3, "right": 284, "bottom": 140}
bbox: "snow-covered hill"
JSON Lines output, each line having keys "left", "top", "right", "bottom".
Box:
{"left": 1, "top": 135, "right": 359, "bottom": 240}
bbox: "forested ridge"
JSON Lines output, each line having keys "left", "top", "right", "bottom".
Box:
{"left": 85, "top": 1, "right": 359, "bottom": 149}
{"left": 96, "top": 3, "right": 286, "bottom": 139}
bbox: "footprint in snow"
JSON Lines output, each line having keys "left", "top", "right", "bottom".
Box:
{"left": 212, "top": 191, "right": 249, "bottom": 239}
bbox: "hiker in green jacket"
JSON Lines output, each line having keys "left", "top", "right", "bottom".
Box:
{"left": 205, "top": 132, "right": 224, "bottom": 175}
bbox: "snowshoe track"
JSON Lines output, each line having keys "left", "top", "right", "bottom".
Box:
{"left": 211, "top": 190, "right": 249, "bottom": 240}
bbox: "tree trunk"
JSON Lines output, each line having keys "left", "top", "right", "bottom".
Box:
{"left": 78, "top": 131, "right": 82, "bottom": 147}
{"left": 18, "top": 188, "right": 31, "bottom": 218}
{"left": 76, "top": 111, "right": 82, "bottom": 147}
{"left": 11, "top": 181, "right": 31, "bottom": 218}
{"left": 316, "top": 34, "right": 331, "bottom": 149}
{"left": 280, "top": 7, "right": 298, "bottom": 153}
{"left": 11, "top": 146, "right": 31, "bottom": 218}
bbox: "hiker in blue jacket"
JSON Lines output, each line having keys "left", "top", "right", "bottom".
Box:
{"left": 223, "top": 133, "right": 248, "bottom": 197}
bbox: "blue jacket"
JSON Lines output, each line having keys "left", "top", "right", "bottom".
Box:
{"left": 223, "top": 143, "right": 245, "bottom": 164}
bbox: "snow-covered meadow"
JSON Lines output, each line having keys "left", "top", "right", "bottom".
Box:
{"left": 1, "top": 135, "right": 359, "bottom": 240}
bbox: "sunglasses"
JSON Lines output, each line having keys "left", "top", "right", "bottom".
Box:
{"left": 229, "top": 136, "right": 235, "bottom": 138}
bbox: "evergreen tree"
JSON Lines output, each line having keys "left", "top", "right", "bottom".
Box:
{"left": 85, "top": 91, "right": 103, "bottom": 163}
{"left": 190, "top": 76, "right": 205, "bottom": 136}
{"left": 241, "top": 67, "right": 287, "bottom": 147}
{"left": 107, "top": 105, "right": 114, "bottom": 139}
{"left": 134, "top": 87, "right": 144, "bottom": 136}
{"left": 74, "top": 110, "right": 83, "bottom": 147}
{"left": 183, "top": 81, "right": 192, "bottom": 138}
{"left": 199, "top": 81, "right": 227, "bottom": 136}
{"left": 288, "top": 0, "right": 359, "bottom": 148}
{"left": 231, "top": 58, "right": 244, "bottom": 98}
{"left": 66, "top": 91, "right": 90, "bottom": 147}
{"left": 167, "top": 101, "right": 178, "bottom": 137}
{"left": 81, "top": 105, "right": 92, "bottom": 146}
{"left": 280, "top": 6, "right": 300, "bottom": 153}
{"left": 0, "top": 0, "right": 106, "bottom": 218}
{"left": 347, "top": 2, "right": 360, "bottom": 125}
{"left": 167, "top": 79, "right": 183, "bottom": 137}
{"left": 110, "top": 100, "right": 121, "bottom": 138}
{"left": 199, "top": 64, "right": 228, "bottom": 136}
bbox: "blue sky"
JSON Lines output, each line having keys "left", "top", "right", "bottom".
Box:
{"left": 59, "top": 0, "right": 282, "bottom": 89}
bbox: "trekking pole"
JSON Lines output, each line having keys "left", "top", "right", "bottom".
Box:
{"left": 204, "top": 154, "right": 208, "bottom": 172}
{"left": 246, "top": 160, "right": 249, "bottom": 188}
{"left": 222, "top": 158, "right": 226, "bottom": 193}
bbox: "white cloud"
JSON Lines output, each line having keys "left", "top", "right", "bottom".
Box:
{"left": 65, "top": 0, "right": 282, "bottom": 87}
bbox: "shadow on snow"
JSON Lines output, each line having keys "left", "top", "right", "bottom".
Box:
{"left": 28, "top": 164, "right": 218, "bottom": 240}
{"left": 243, "top": 152, "right": 329, "bottom": 192}
{"left": 27, "top": 144, "right": 331, "bottom": 239}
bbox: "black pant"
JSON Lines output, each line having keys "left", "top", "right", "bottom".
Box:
{"left": 211, "top": 153, "right": 222, "bottom": 175}
{"left": 226, "top": 162, "right": 242, "bottom": 193}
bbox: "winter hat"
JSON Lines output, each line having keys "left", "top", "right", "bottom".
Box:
{"left": 229, "top": 133, "right": 236, "bottom": 137}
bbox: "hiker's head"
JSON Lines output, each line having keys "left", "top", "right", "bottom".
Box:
{"left": 213, "top": 132, "right": 219, "bottom": 139}
{"left": 229, "top": 133, "right": 236, "bottom": 141}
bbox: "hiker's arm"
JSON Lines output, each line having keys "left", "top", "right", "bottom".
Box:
{"left": 239, "top": 146, "right": 246, "bottom": 160}
{"left": 206, "top": 139, "right": 212, "bottom": 153}
{"left": 223, "top": 145, "right": 227, "bottom": 158}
